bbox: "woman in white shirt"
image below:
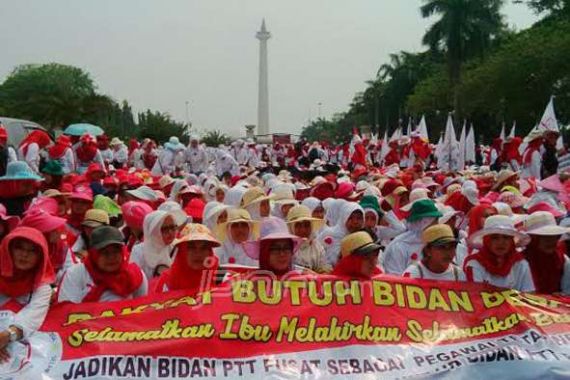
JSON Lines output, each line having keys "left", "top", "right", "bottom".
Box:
{"left": 465, "top": 215, "right": 534, "bottom": 292}
{"left": 287, "top": 205, "right": 331, "bottom": 273}
{"left": 404, "top": 224, "right": 466, "bottom": 281}
{"left": 0, "top": 227, "right": 54, "bottom": 355}
{"left": 58, "top": 226, "right": 147, "bottom": 303}
{"left": 18, "top": 130, "right": 52, "bottom": 173}
{"left": 214, "top": 209, "right": 259, "bottom": 267}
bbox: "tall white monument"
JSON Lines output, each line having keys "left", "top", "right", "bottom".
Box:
{"left": 256, "top": 19, "right": 271, "bottom": 136}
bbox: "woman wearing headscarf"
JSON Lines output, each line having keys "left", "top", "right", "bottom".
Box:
{"left": 465, "top": 215, "right": 534, "bottom": 292}
{"left": 467, "top": 204, "right": 498, "bottom": 239}
{"left": 319, "top": 200, "right": 364, "bottom": 267}
{"left": 18, "top": 130, "right": 51, "bottom": 174}
{"left": 154, "top": 224, "right": 220, "bottom": 295}
{"left": 74, "top": 134, "right": 106, "bottom": 174}
{"left": 332, "top": 231, "right": 382, "bottom": 279}
{"left": 151, "top": 137, "right": 186, "bottom": 176}
{"left": 121, "top": 201, "right": 153, "bottom": 251}
{"left": 487, "top": 138, "right": 503, "bottom": 171}
{"left": 242, "top": 187, "right": 273, "bottom": 221}
{"left": 521, "top": 131, "right": 543, "bottom": 180}
{"left": 203, "top": 202, "right": 230, "bottom": 232}
{"left": 382, "top": 199, "right": 442, "bottom": 275}
{"left": 243, "top": 218, "right": 303, "bottom": 278}
{"left": 360, "top": 195, "right": 405, "bottom": 247}
{"left": 58, "top": 226, "right": 147, "bottom": 303}
{"left": 214, "top": 209, "right": 259, "bottom": 266}
{"left": 97, "top": 134, "right": 113, "bottom": 164}
{"left": 0, "top": 161, "right": 43, "bottom": 216}
{"left": 0, "top": 227, "right": 54, "bottom": 353}
{"left": 403, "top": 224, "right": 466, "bottom": 281}
{"left": 522, "top": 212, "right": 570, "bottom": 294}
{"left": 47, "top": 135, "right": 75, "bottom": 174}
{"left": 301, "top": 197, "right": 325, "bottom": 219}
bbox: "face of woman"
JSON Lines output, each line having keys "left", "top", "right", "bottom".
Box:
{"left": 360, "top": 252, "right": 379, "bottom": 277}
{"left": 268, "top": 239, "right": 294, "bottom": 272}
{"left": 96, "top": 244, "right": 124, "bottom": 273}
{"left": 488, "top": 234, "right": 514, "bottom": 257}
{"left": 71, "top": 200, "right": 91, "bottom": 215}
{"left": 293, "top": 221, "right": 312, "bottom": 239}
{"left": 230, "top": 222, "right": 250, "bottom": 243}
{"left": 185, "top": 241, "right": 213, "bottom": 270}
{"left": 217, "top": 210, "right": 228, "bottom": 225}
{"left": 11, "top": 239, "right": 40, "bottom": 272}
{"left": 424, "top": 243, "right": 457, "bottom": 273}
{"left": 215, "top": 189, "right": 225, "bottom": 202}
{"left": 312, "top": 206, "right": 325, "bottom": 220}
{"left": 281, "top": 204, "right": 294, "bottom": 219}
{"left": 259, "top": 200, "right": 270, "bottom": 217}
{"left": 364, "top": 211, "right": 378, "bottom": 229}
{"left": 346, "top": 211, "right": 364, "bottom": 233}
{"left": 56, "top": 198, "right": 68, "bottom": 217}
{"left": 535, "top": 235, "right": 561, "bottom": 255}
{"left": 161, "top": 216, "right": 177, "bottom": 245}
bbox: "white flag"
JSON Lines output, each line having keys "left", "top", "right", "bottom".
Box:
{"left": 458, "top": 120, "right": 467, "bottom": 170}
{"left": 508, "top": 122, "right": 516, "bottom": 140}
{"left": 438, "top": 115, "right": 460, "bottom": 172}
{"left": 380, "top": 130, "right": 389, "bottom": 163}
{"left": 417, "top": 115, "right": 429, "bottom": 141}
{"left": 538, "top": 97, "right": 563, "bottom": 150}
{"left": 500, "top": 123, "right": 506, "bottom": 143}
{"left": 465, "top": 124, "right": 476, "bottom": 164}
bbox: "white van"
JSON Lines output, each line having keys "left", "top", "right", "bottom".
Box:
{"left": 0, "top": 117, "right": 51, "bottom": 147}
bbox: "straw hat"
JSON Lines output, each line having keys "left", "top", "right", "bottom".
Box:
{"left": 468, "top": 215, "right": 530, "bottom": 249}
{"left": 523, "top": 211, "right": 570, "bottom": 236}
{"left": 81, "top": 209, "right": 110, "bottom": 228}
{"left": 286, "top": 205, "right": 324, "bottom": 232}
{"left": 43, "top": 189, "right": 71, "bottom": 198}
{"left": 401, "top": 188, "right": 430, "bottom": 212}
{"left": 175, "top": 223, "right": 220, "bottom": 247}
{"left": 422, "top": 224, "right": 457, "bottom": 246}
{"left": 243, "top": 218, "right": 303, "bottom": 260}
{"left": 110, "top": 137, "right": 123, "bottom": 146}
{"left": 340, "top": 231, "right": 381, "bottom": 258}
{"left": 215, "top": 208, "right": 259, "bottom": 242}
{"left": 159, "top": 175, "right": 175, "bottom": 189}
{"left": 493, "top": 169, "right": 518, "bottom": 191}
{"left": 241, "top": 187, "right": 274, "bottom": 209}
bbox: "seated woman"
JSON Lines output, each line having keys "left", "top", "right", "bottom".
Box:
{"left": 286, "top": 205, "right": 331, "bottom": 273}
{"left": 215, "top": 209, "right": 259, "bottom": 267}
{"left": 129, "top": 209, "right": 183, "bottom": 279}
{"left": 243, "top": 218, "right": 303, "bottom": 278}
{"left": 403, "top": 224, "right": 466, "bottom": 281}
{"left": 465, "top": 215, "right": 534, "bottom": 292}
{"left": 154, "top": 224, "right": 220, "bottom": 295}
{"left": 203, "top": 202, "right": 229, "bottom": 232}
{"left": 301, "top": 197, "right": 325, "bottom": 219}
{"left": 69, "top": 209, "right": 110, "bottom": 262}
{"left": 58, "top": 226, "right": 147, "bottom": 303}
{"left": 121, "top": 201, "right": 153, "bottom": 251}
{"left": 332, "top": 231, "right": 382, "bottom": 279}
{"left": 0, "top": 227, "right": 54, "bottom": 356}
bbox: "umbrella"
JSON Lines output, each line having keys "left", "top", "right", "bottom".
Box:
{"left": 64, "top": 123, "right": 105, "bottom": 137}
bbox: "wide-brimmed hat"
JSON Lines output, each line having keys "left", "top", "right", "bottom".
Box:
{"left": 216, "top": 208, "right": 260, "bottom": 242}
{"left": 437, "top": 205, "right": 463, "bottom": 226}
{"left": 21, "top": 209, "right": 67, "bottom": 232}
{"left": 0, "top": 204, "right": 20, "bottom": 231}
{"left": 468, "top": 215, "right": 530, "bottom": 249}
{"left": 110, "top": 137, "right": 123, "bottom": 146}
{"left": 527, "top": 202, "right": 565, "bottom": 218}
{"left": 360, "top": 195, "right": 382, "bottom": 217}
{"left": 0, "top": 161, "right": 43, "bottom": 181}
{"left": 157, "top": 201, "right": 189, "bottom": 226}
{"left": 90, "top": 226, "right": 124, "bottom": 250}
{"left": 498, "top": 191, "right": 528, "bottom": 209}
{"left": 203, "top": 202, "right": 230, "bottom": 224}
{"left": 121, "top": 201, "right": 153, "bottom": 230}
{"left": 422, "top": 224, "right": 457, "bottom": 246}
{"left": 43, "top": 189, "right": 70, "bottom": 198}
{"left": 340, "top": 231, "right": 381, "bottom": 258}
{"left": 407, "top": 199, "right": 442, "bottom": 223}
{"left": 127, "top": 186, "right": 159, "bottom": 201}
{"left": 524, "top": 211, "right": 570, "bottom": 236}
{"left": 165, "top": 136, "right": 185, "bottom": 151}
{"left": 493, "top": 169, "right": 518, "bottom": 191}
{"left": 243, "top": 218, "right": 303, "bottom": 260}
{"left": 286, "top": 205, "right": 324, "bottom": 232}
{"left": 175, "top": 223, "right": 220, "bottom": 247}
{"left": 242, "top": 187, "right": 275, "bottom": 209}
{"left": 41, "top": 160, "right": 64, "bottom": 176}
{"left": 401, "top": 188, "right": 430, "bottom": 212}
{"left": 81, "top": 209, "right": 110, "bottom": 228}
{"left": 159, "top": 175, "right": 175, "bottom": 189}
{"left": 93, "top": 195, "right": 122, "bottom": 218}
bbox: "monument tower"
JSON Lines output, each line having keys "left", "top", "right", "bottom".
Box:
{"left": 256, "top": 19, "right": 271, "bottom": 136}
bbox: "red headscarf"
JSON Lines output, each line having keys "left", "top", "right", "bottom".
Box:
{"left": 332, "top": 255, "right": 381, "bottom": 280}
{"left": 464, "top": 236, "right": 524, "bottom": 278}
{"left": 505, "top": 137, "right": 522, "bottom": 163}
{"left": 82, "top": 245, "right": 143, "bottom": 302}
{"left": 0, "top": 227, "right": 55, "bottom": 298}
{"left": 48, "top": 135, "right": 72, "bottom": 160}
{"left": 155, "top": 243, "right": 219, "bottom": 295}
{"left": 523, "top": 239, "right": 565, "bottom": 294}
{"left": 486, "top": 138, "right": 502, "bottom": 164}
{"left": 129, "top": 139, "right": 140, "bottom": 156}
{"left": 20, "top": 130, "right": 51, "bottom": 157}
{"left": 467, "top": 204, "right": 497, "bottom": 238}
{"left": 76, "top": 135, "right": 98, "bottom": 163}
{"left": 523, "top": 138, "right": 543, "bottom": 164}
{"left": 444, "top": 191, "right": 472, "bottom": 214}
{"left": 97, "top": 135, "right": 109, "bottom": 150}
{"left": 259, "top": 240, "right": 294, "bottom": 278}
{"left": 0, "top": 125, "right": 7, "bottom": 145}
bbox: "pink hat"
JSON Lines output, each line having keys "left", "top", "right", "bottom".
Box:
{"left": 121, "top": 201, "right": 153, "bottom": 230}
{"left": 26, "top": 197, "right": 59, "bottom": 216}
{"left": 0, "top": 204, "right": 19, "bottom": 231}
{"left": 21, "top": 209, "right": 67, "bottom": 233}
{"left": 242, "top": 218, "right": 303, "bottom": 260}
{"left": 70, "top": 184, "right": 94, "bottom": 202}
{"left": 528, "top": 202, "right": 565, "bottom": 218}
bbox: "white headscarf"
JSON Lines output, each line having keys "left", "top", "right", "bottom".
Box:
{"left": 141, "top": 211, "right": 175, "bottom": 271}
{"left": 203, "top": 201, "right": 230, "bottom": 232}
{"left": 225, "top": 185, "right": 248, "bottom": 207}
{"left": 320, "top": 201, "right": 364, "bottom": 266}
{"left": 302, "top": 197, "right": 322, "bottom": 213}
{"left": 169, "top": 179, "right": 189, "bottom": 203}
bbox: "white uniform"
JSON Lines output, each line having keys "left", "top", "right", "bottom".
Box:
{"left": 112, "top": 144, "right": 129, "bottom": 166}
{"left": 464, "top": 259, "right": 535, "bottom": 292}
{"left": 49, "top": 148, "right": 76, "bottom": 174}
{"left": 521, "top": 150, "right": 542, "bottom": 180}
{"left": 57, "top": 264, "right": 148, "bottom": 303}
{"left": 403, "top": 261, "right": 466, "bottom": 281}
{"left": 0, "top": 285, "right": 52, "bottom": 338}
{"left": 18, "top": 142, "right": 41, "bottom": 173}
{"left": 185, "top": 146, "right": 209, "bottom": 174}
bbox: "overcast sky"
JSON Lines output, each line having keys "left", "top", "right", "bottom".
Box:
{"left": 0, "top": 0, "right": 537, "bottom": 137}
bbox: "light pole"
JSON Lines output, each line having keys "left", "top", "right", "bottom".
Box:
{"left": 185, "top": 100, "right": 193, "bottom": 136}
{"left": 317, "top": 102, "right": 322, "bottom": 119}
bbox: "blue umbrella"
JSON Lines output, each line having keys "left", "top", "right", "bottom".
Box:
{"left": 64, "top": 123, "right": 105, "bottom": 137}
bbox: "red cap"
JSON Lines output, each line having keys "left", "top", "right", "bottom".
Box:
{"left": 528, "top": 202, "right": 565, "bottom": 218}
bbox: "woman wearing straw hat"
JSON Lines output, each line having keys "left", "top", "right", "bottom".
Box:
{"left": 332, "top": 231, "right": 382, "bottom": 279}
{"left": 110, "top": 137, "right": 129, "bottom": 169}
{"left": 241, "top": 187, "right": 274, "bottom": 221}
{"left": 214, "top": 209, "right": 259, "bottom": 267}
{"left": 154, "top": 224, "right": 221, "bottom": 295}
{"left": 465, "top": 215, "right": 534, "bottom": 291}
{"left": 522, "top": 211, "right": 570, "bottom": 294}
{"left": 286, "top": 205, "right": 331, "bottom": 273}
{"left": 403, "top": 224, "right": 466, "bottom": 281}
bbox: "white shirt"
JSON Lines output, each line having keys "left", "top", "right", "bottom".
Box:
{"left": 185, "top": 146, "right": 209, "bottom": 174}
{"left": 49, "top": 148, "right": 76, "bottom": 174}
{"left": 403, "top": 261, "right": 466, "bottom": 282}
{"left": 215, "top": 243, "right": 258, "bottom": 267}
{"left": 151, "top": 149, "right": 175, "bottom": 176}
{"left": 18, "top": 142, "right": 40, "bottom": 173}
{"left": 129, "top": 243, "right": 172, "bottom": 280}
{"left": 382, "top": 232, "right": 424, "bottom": 275}
{"left": 100, "top": 148, "right": 113, "bottom": 163}
{"left": 58, "top": 264, "right": 148, "bottom": 303}
{"left": 75, "top": 149, "right": 106, "bottom": 174}
{"left": 521, "top": 150, "right": 542, "bottom": 180}
{"left": 464, "top": 259, "right": 535, "bottom": 292}
{"left": 0, "top": 284, "right": 52, "bottom": 338}
{"left": 7, "top": 146, "right": 17, "bottom": 164}
{"left": 113, "top": 145, "right": 129, "bottom": 164}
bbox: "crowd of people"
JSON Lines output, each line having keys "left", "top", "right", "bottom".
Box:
{"left": 0, "top": 122, "right": 568, "bottom": 361}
